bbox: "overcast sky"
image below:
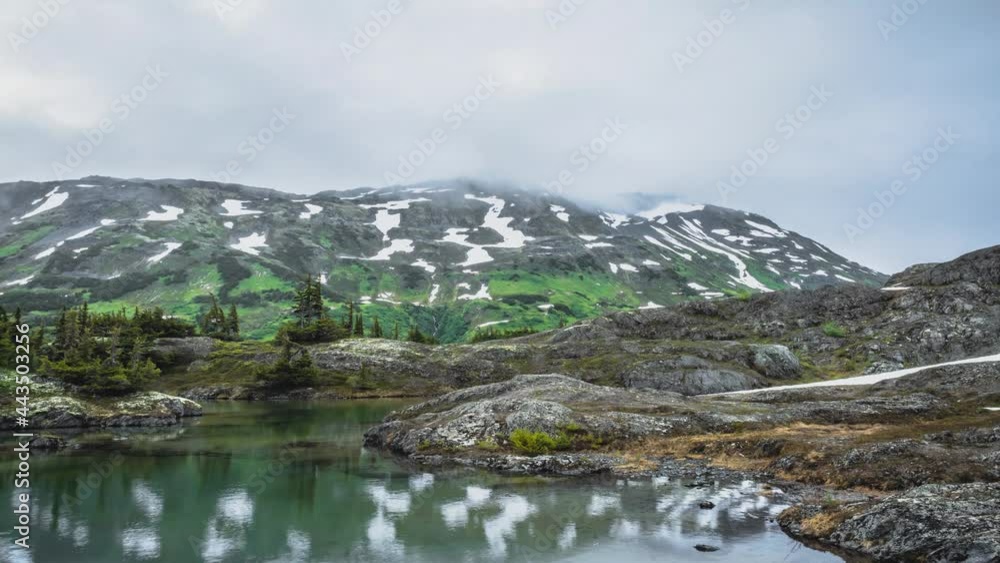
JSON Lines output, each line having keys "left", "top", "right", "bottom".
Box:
{"left": 2, "top": 0, "right": 997, "bottom": 272}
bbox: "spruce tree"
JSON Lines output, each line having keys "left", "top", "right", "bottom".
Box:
{"left": 344, "top": 302, "right": 355, "bottom": 330}
{"left": 353, "top": 309, "right": 365, "bottom": 337}
{"left": 227, "top": 304, "right": 240, "bottom": 340}
{"left": 371, "top": 317, "right": 383, "bottom": 338}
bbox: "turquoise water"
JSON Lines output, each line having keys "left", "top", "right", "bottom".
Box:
{"left": 0, "top": 400, "right": 842, "bottom": 562}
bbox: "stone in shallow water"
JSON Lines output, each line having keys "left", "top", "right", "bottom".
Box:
{"left": 694, "top": 544, "right": 720, "bottom": 552}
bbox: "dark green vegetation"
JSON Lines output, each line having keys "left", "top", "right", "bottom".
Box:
{"left": 0, "top": 177, "right": 885, "bottom": 343}
{"left": 35, "top": 304, "right": 192, "bottom": 395}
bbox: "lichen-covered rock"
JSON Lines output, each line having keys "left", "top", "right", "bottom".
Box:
{"left": 0, "top": 392, "right": 202, "bottom": 430}
{"left": 364, "top": 374, "right": 688, "bottom": 455}
{"left": 749, "top": 344, "right": 802, "bottom": 379}
{"left": 622, "top": 356, "right": 764, "bottom": 395}
{"left": 782, "top": 483, "right": 1000, "bottom": 562}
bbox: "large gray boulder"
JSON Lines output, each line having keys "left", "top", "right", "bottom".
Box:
{"left": 749, "top": 344, "right": 802, "bottom": 379}
{"left": 622, "top": 356, "right": 764, "bottom": 395}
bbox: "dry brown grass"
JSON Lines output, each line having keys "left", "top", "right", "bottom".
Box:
{"left": 619, "top": 414, "right": 999, "bottom": 491}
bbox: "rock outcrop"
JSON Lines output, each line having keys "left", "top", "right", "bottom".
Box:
{"left": 780, "top": 483, "right": 1000, "bottom": 562}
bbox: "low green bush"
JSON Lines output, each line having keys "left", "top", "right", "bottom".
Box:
{"left": 509, "top": 428, "right": 559, "bottom": 456}
{"left": 822, "top": 322, "right": 847, "bottom": 338}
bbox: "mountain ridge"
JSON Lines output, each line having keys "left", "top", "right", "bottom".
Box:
{"left": 0, "top": 176, "right": 886, "bottom": 341}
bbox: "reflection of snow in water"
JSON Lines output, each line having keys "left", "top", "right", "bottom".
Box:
{"left": 558, "top": 522, "right": 577, "bottom": 550}
{"left": 132, "top": 482, "right": 164, "bottom": 519}
{"left": 440, "top": 485, "right": 492, "bottom": 529}
{"left": 587, "top": 493, "right": 620, "bottom": 516}
{"left": 121, "top": 527, "right": 160, "bottom": 560}
{"left": 483, "top": 494, "right": 536, "bottom": 558}
{"left": 201, "top": 489, "right": 255, "bottom": 562}
{"left": 367, "top": 483, "right": 412, "bottom": 514}
{"left": 409, "top": 473, "right": 435, "bottom": 492}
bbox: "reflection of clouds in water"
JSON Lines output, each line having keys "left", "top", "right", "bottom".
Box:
{"left": 440, "top": 485, "right": 493, "bottom": 529}
{"left": 132, "top": 481, "right": 164, "bottom": 519}
{"left": 440, "top": 501, "right": 469, "bottom": 529}
{"left": 587, "top": 493, "right": 620, "bottom": 516}
{"left": 484, "top": 494, "right": 537, "bottom": 558}
{"left": 0, "top": 543, "right": 33, "bottom": 563}
{"left": 367, "top": 510, "right": 405, "bottom": 558}
{"left": 367, "top": 483, "right": 412, "bottom": 514}
{"left": 264, "top": 529, "right": 312, "bottom": 563}
{"left": 121, "top": 527, "right": 160, "bottom": 559}
{"left": 218, "top": 490, "right": 255, "bottom": 524}
{"left": 467, "top": 485, "right": 492, "bottom": 506}
{"left": 558, "top": 522, "right": 577, "bottom": 550}
{"left": 365, "top": 481, "right": 409, "bottom": 558}
{"left": 612, "top": 519, "right": 641, "bottom": 539}
{"left": 409, "top": 473, "right": 435, "bottom": 492}
{"left": 201, "top": 489, "right": 255, "bottom": 562}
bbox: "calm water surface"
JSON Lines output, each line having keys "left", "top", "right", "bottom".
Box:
{"left": 0, "top": 400, "right": 842, "bottom": 562}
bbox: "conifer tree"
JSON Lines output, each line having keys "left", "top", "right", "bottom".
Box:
{"left": 227, "top": 304, "right": 240, "bottom": 340}
{"left": 370, "top": 317, "right": 383, "bottom": 338}
{"left": 353, "top": 309, "right": 365, "bottom": 337}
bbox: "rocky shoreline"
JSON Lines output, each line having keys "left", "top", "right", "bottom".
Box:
{"left": 362, "top": 366, "right": 1000, "bottom": 561}
{"left": 0, "top": 375, "right": 202, "bottom": 431}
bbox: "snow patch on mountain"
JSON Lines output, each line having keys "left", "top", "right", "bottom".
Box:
{"left": 299, "top": 203, "right": 323, "bottom": 220}
{"left": 600, "top": 212, "right": 631, "bottom": 229}
{"left": 550, "top": 205, "right": 570, "bottom": 222}
{"left": 745, "top": 220, "right": 787, "bottom": 238}
{"left": 637, "top": 202, "right": 705, "bottom": 219}
{"left": 368, "top": 239, "right": 415, "bottom": 261}
{"left": 458, "top": 283, "right": 492, "bottom": 301}
{"left": 220, "top": 200, "right": 262, "bottom": 217}
{"left": 34, "top": 247, "right": 56, "bottom": 260}
{"left": 3, "top": 274, "right": 35, "bottom": 287}
{"left": 231, "top": 233, "right": 268, "bottom": 256}
{"left": 412, "top": 259, "right": 436, "bottom": 274}
{"left": 148, "top": 242, "right": 182, "bottom": 264}
{"left": 21, "top": 186, "right": 69, "bottom": 219}
{"left": 465, "top": 195, "right": 532, "bottom": 248}
{"left": 142, "top": 206, "right": 184, "bottom": 222}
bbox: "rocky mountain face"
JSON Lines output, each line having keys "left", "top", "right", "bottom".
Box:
{"left": 0, "top": 176, "right": 883, "bottom": 341}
